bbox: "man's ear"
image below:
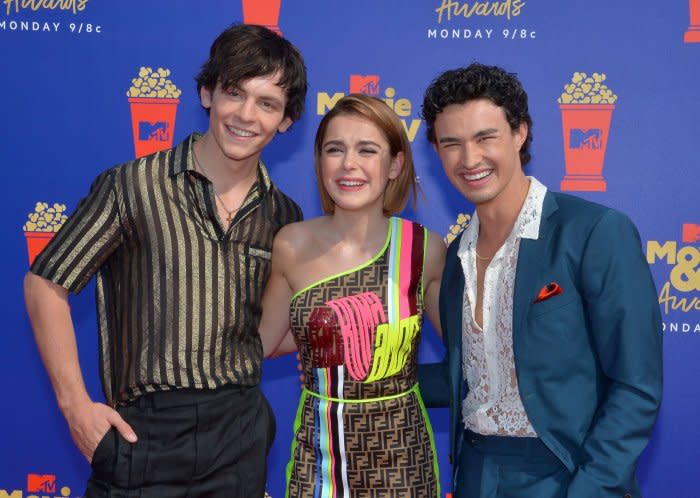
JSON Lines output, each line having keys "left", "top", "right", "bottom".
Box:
{"left": 277, "top": 116, "right": 293, "bottom": 133}
{"left": 388, "top": 151, "right": 404, "bottom": 180}
{"left": 199, "top": 85, "right": 213, "bottom": 109}
{"left": 515, "top": 122, "right": 528, "bottom": 150}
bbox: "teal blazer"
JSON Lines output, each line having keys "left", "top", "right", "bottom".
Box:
{"left": 418, "top": 191, "right": 663, "bottom": 498}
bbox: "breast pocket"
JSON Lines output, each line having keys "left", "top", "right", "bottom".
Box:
{"left": 248, "top": 246, "right": 272, "bottom": 261}
{"left": 527, "top": 289, "right": 586, "bottom": 348}
{"left": 529, "top": 293, "right": 581, "bottom": 318}
{"left": 243, "top": 244, "right": 273, "bottom": 299}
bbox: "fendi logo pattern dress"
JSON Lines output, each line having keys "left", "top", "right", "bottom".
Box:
{"left": 286, "top": 218, "right": 439, "bottom": 498}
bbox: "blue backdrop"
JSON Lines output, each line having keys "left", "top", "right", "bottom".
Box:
{"left": 2, "top": 1, "right": 699, "bottom": 497}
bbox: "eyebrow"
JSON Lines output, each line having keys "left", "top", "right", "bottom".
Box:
{"left": 322, "top": 139, "right": 344, "bottom": 147}
{"left": 259, "top": 95, "right": 285, "bottom": 106}
{"left": 473, "top": 128, "right": 499, "bottom": 139}
{"left": 357, "top": 140, "right": 381, "bottom": 148}
{"left": 437, "top": 128, "right": 499, "bottom": 145}
{"left": 322, "top": 139, "right": 382, "bottom": 148}
{"left": 223, "top": 84, "right": 285, "bottom": 105}
{"left": 437, "top": 136, "right": 461, "bottom": 145}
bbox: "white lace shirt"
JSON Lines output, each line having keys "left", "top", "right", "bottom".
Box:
{"left": 458, "top": 177, "right": 547, "bottom": 436}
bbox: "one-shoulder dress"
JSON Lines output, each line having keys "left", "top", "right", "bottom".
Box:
{"left": 286, "top": 217, "right": 439, "bottom": 497}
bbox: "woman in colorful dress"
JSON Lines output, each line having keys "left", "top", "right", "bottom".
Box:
{"left": 259, "top": 94, "right": 445, "bottom": 497}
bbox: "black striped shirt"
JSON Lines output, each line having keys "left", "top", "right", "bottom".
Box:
{"left": 31, "top": 133, "right": 302, "bottom": 405}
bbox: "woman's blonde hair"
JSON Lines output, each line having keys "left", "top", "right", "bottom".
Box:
{"left": 314, "top": 93, "right": 417, "bottom": 215}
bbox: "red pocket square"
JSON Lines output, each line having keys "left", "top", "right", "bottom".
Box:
{"left": 535, "top": 282, "right": 563, "bottom": 303}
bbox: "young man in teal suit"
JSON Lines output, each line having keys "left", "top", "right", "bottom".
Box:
{"left": 418, "top": 64, "right": 662, "bottom": 498}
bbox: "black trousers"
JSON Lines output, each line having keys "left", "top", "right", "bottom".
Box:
{"left": 85, "top": 385, "right": 275, "bottom": 498}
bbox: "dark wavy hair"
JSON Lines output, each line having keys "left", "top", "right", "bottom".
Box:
{"left": 195, "top": 24, "right": 307, "bottom": 122}
{"left": 421, "top": 63, "right": 533, "bottom": 166}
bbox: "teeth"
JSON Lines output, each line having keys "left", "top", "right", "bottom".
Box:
{"left": 339, "top": 180, "right": 365, "bottom": 187}
{"left": 464, "top": 170, "right": 491, "bottom": 181}
{"left": 227, "top": 126, "right": 254, "bottom": 137}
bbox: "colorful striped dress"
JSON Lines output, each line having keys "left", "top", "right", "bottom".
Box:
{"left": 286, "top": 217, "right": 440, "bottom": 498}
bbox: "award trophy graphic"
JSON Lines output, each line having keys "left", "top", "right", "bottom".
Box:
{"left": 23, "top": 202, "right": 68, "bottom": 265}
{"left": 682, "top": 223, "right": 700, "bottom": 243}
{"left": 558, "top": 72, "right": 618, "bottom": 192}
{"left": 445, "top": 213, "right": 471, "bottom": 245}
{"left": 127, "top": 67, "right": 182, "bottom": 158}
{"left": 685, "top": 0, "right": 700, "bottom": 43}
{"left": 242, "top": 0, "right": 282, "bottom": 35}
{"left": 349, "top": 75, "right": 380, "bottom": 95}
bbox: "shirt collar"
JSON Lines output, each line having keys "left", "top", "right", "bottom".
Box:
{"left": 168, "top": 132, "right": 272, "bottom": 196}
{"left": 515, "top": 176, "right": 547, "bottom": 240}
{"left": 458, "top": 176, "right": 548, "bottom": 256}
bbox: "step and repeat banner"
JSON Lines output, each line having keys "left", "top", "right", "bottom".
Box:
{"left": 2, "top": 1, "right": 699, "bottom": 497}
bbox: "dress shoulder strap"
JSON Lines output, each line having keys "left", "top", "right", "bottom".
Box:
{"left": 386, "top": 217, "right": 427, "bottom": 326}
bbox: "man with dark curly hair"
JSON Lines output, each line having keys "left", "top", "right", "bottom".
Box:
{"left": 418, "top": 63, "right": 662, "bottom": 498}
{"left": 24, "top": 24, "right": 307, "bottom": 497}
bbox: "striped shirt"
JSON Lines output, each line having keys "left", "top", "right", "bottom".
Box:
{"left": 31, "top": 133, "right": 302, "bottom": 406}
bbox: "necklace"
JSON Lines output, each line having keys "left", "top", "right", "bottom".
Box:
{"left": 474, "top": 248, "right": 494, "bottom": 261}
{"left": 192, "top": 148, "right": 241, "bottom": 223}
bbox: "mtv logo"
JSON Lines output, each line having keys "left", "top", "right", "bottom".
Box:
{"left": 27, "top": 474, "right": 56, "bottom": 493}
{"left": 569, "top": 129, "right": 601, "bottom": 150}
{"left": 349, "top": 75, "right": 380, "bottom": 95}
{"left": 138, "top": 121, "right": 170, "bottom": 142}
{"left": 682, "top": 223, "right": 700, "bottom": 243}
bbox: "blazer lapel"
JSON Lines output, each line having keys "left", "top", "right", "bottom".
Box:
{"left": 513, "top": 192, "right": 559, "bottom": 341}
{"left": 442, "top": 234, "right": 466, "bottom": 465}
{"left": 446, "top": 251, "right": 465, "bottom": 355}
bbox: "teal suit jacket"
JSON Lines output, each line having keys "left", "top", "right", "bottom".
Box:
{"left": 419, "top": 191, "right": 663, "bottom": 498}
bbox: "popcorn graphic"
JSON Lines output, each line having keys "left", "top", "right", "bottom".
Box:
{"left": 557, "top": 72, "right": 617, "bottom": 105}
{"left": 127, "top": 66, "right": 181, "bottom": 158}
{"left": 445, "top": 213, "right": 471, "bottom": 245}
{"left": 23, "top": 202, "right": 69, "bottom": 265}
{"left": 558, "top": 72, "right": 618, "bottom": 192}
